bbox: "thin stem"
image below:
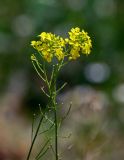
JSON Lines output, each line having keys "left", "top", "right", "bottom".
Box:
{"left": 56, "top": 82, "right": 67, "bottom": 94}
{"left": 36, "top": 60, "right": 44, "bottom": 74}
{"left": 49, "top": 63, "right": 59, "bottom": 160}
{"left": 31, "top": 61, "right": 65, "bottom": 160}
{"left": 52, "top": 64, "right": 60, "bottom": 160}
{"left": 26, "top": 115, "right": 44, "bottom": 160}
{"left": 60, "top": 102, "right": 72, "bottom": 124}
{"left": 43, "top": 61, "right": 50, "bottom": 90}
{"left": 35, "top": 147, "right": 50, "bottom": 160}
{"left": 49, "top": 65, "right": 55, "bottom": 87}
{"left": 54, "top": 108, "right": 58, "bottom": 160}
{"left": 35, "top": 139, "right": 50, "bottom": 159}
{"left": 31, "top": 114, "right": 36, "bottom": 142}
{"left": 50, "top": 143, "right": 56, "bottom": 156}
{"left": 32, "top": 61, "right": 45, "bottom": 82}
{"left": 39, "top": 123, "right": 54, "bottom": 135}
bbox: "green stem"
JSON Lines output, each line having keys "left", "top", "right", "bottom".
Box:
{"left": 51, "top": 64, "right": 59, "bottom": 160}
{"left": 54, "top": 108, "right": 58, "bottom": 160}
{"left": 26, "top": 115, "right": 44, "bottom": 160}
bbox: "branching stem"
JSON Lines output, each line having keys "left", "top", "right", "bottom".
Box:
{"left": 26, "top": 114, "right": 44, "bottom": 160}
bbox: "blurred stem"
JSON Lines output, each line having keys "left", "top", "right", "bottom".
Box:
{"left": 29, "top": 60, "right": 64, "bottom": 160}
{"left": 54, "top": 107, "right": 58, "bottom": 160}
{"left": 26, "top": 114, "right": 44, "bottom": 160}
{"left": 52, "top": 62, "right": 65, "bottom": 160}
{"left": 51, "top": 64, "right": 59, "bottom": 160}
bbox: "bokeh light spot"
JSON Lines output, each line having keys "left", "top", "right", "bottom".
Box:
{"left": 84, "top": 62, "right": 110, "bottom": 83}
{"left": 12, "top": 14, "right": 35, "bottom": 37}
{"left": 113, "top": 84, "right": 124, "bottom": 103}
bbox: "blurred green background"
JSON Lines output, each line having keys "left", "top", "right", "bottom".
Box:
{"left": 0, "top": 0, "right": 124, "bottom": 159}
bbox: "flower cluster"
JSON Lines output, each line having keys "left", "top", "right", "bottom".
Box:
{"left": 31, "top": 32, "right": 65, "bottom": 62}
{"left": 67, "top": 27, "right": 92, "bottom": 60}
{"left": 31, "top": 27, "right": 92, "bottom": 63}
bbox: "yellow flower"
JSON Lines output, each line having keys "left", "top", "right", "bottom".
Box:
{"left": 59, "top": 37, "right": 65, "bottom": 47}
{"left": 34, "top": 32, "right": 66, "bottom": 62}
{"left": 65, "top": 38, "right": 69, "bottom": 43}
{"left": 81, "top": 42, "right": 92, "bottom": 54}
{"left": 31, "top": 54, "right": 36, "bottom": 61}
{"left": 67, "top": 27, "right": 92, "bottom": 59}
{"left": 42, "top": 50, "right": 53, "bottom": 62}
{"left": 31, "top": 41, "right": 37, "bottom": 47}
{"left": 39, "top": 32, "right": 46, "bottom": 40}
{"left": 55, "top": 48, "right": 64, "bottom": 61}
{"left": 69, "top": 47, "right": 80, "bottom": 60}
{"left": 30, "top": 27, "right": 92, "bottom": 63}
{"left": 71, "top": 27, "right": 80, "bottom": 33}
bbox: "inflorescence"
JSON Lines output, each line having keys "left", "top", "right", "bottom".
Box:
{"left": 31, "top": 27, "right": 92, "bottom": 63}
